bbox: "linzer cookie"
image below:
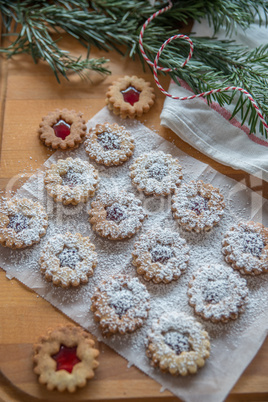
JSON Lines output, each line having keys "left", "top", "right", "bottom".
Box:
{"left": 132, "top": 228, "right": 190, "bottom": 284}
{"left": 44, "top": 157, "right": 99, "bottom": 205}
{"left": 0, "top": 197, "right": 48, "bottom": 248}
{"left": 129, "top": 151, "right": 182, "bottom": 196}
{"left": 91, "top": 275, "right": 150, "bottom": 336}
{"left": 171, "top": 180, "right": 225, "bottom": 232}
{"left": 105, "top": 75, "right": 155, "bottom": 118}
{"left": 39, "top": 109, "right": 86, "bottom": 150}
{"left": 188, "top": 264, "right": 248, "bottom": 323}
{"left": 146, "top": 312, "right": 210, "bottom": 376}
{"left": 88, "top": 190, "right": 147, "bottom": 240}
{"left": 33, "top": 324, "right": 99, "bottom": 392}
{"left": 222, "top": 221, "right": 268, "bottom": 275}
{"left": 39, "top": 232, "right": 97, "bottom": 288}
{"left": 84, "top": 122, "right": 135, "bottom": 166}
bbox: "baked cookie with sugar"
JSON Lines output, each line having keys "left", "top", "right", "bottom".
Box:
{"left": 44, "top": 157, "right": 99, "bottom": 205}
{"left": 88, "top": 190, "right": 147, "bottom": 240}
{"left": 129, "top": 151, "right": 182, "bottom": 196}
{"left": 146, "top": 312, "right": 210, "bottom": 376}
{"left": 39, "top": 232, "right": 97, "bottom": 288}
{"left": 222, "top": 221, "right": 268, "bottom": 275}
{"left": 39, "top": 109, "right": 86, "bottom": 150}
{"left": 171, "top": 180, "right": 225, "bottom": 232}
{"left": 33, "top": 324, "right": 99, "bottom": 392}
{"left": 132, "top": 228, "right": 190, "bottom": 283}
{"left": 106, "top": 75, "right": 155, "bottom": 119}
{"left": 91, "top": 275, "right": 150, "bottom": 336}
{"left": 84, "top": 122, "right": 135, "bottom": 166}
{"left": 0, "top": 197, "right": 48, "bottom": 248}
{"left": 188, "top": 264, "right": 248, "bottom": 323}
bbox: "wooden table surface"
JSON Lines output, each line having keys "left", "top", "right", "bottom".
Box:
{"left": 0, "top": 32, "right": 268, "bottom": 402}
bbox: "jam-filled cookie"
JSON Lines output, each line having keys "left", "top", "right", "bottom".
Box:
{"left": 33, "top": 324, "right": 99, "bottom": 393}
{"left": 188, "top": 264, "right": 248, "bottom": 323}
{"left": 88, "top": 190, "right": 147, "bottom": 240}
{"left": 84, "top": 122, "right": 135, "bottom": 166}
{"left": 171, "top": 180, "right": 225, "bottom": 232}
{"left": 222, "top": 221, "right": 268, "bottom": 275}
{"left": 129, "top": 152, "right": 183, "bottom": 196}
{"left": 105, "top": 75, "right": 155, "bottom": 119}
{"left": 39, "top": 109, "right": 87, "bottom": 150}
{"left": 132, "top": 228, "right": 190, "bottom": 284}
{"left": 44, "top": 157, "right": 99, "bottom": 205}
{"left": 39, "top": 232, "right": 97, "bottom": 288}
{"left": 146, "top": 312, "right": 210, "bottom": 376}
{"left": 0, "top": 197, "right": 48, "bottom": 248}
{"left": 91, "top": 275, "right": 150, "bottom": 336}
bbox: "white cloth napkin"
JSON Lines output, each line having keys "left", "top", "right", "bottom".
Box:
{"left": 160, "top": 16, "right": 268, "bottom": 181}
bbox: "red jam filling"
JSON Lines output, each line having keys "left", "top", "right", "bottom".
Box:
{"left": 147, "top": 162, "right": 168, "bottom": 181}
{"left": 151, "top": 245, "right": 174, "bottom": 264}
{"left": 106, "top": 203, "right": 127, "bottom": 223}
{"left": 7, "top": 214, "right": 29, "bottom": 233}
{"left": 243, "top": 230, "right": 265, "bottom": 258}
{"left": 53, "top": 120, "right": 71, "bottom": 140}
{"left": 164, "top": 331, "right": 190, "bottom": 355}
{"left": 61, "top": 169, "right": 83, "bottom": 188}
{"left": 97, "top": 131, "right": 120, "bottom": 151}
{"left": 121, "top": 86, "right": 140, "bottom": 106}
{"left": 52, "top": 345, "right": 81, "bottom": 373}
{"left": 189, "top": 195, "right": 209, "bottom": 216}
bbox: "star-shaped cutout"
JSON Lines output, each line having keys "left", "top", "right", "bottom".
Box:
{"left": 121, "top": 86, "right": 140, "bottom": 106}
{"left": 52, "top": 345, "right": 81, "bottom": 373}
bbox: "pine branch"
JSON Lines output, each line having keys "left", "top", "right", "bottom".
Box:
{"left": 0, "top": 0, "right": 268, "bottom": 136}
{"left": 0, "top": 0, "right": 111, "bottom": 82}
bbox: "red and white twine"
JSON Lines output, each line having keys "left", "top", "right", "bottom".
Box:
{"left": 138, "top": 0, "right": 268, "bottom": 137}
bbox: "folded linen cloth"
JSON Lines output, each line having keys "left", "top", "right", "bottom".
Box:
{"left": 160, "top": 17, "right": 268, "bottom": 182}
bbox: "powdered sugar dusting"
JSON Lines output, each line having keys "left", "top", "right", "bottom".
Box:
{"left": 7, "top": 213, "right": 30, "bottom": 233}
{"left": 0, "top": 107, "right": 268, "bottom": 402}
{"left": 129, "top": 151, "right": 182, "bottom": 196}
{"left": 44, "top": 157, "right": 99, "bottom": 205}
{"left": 132, "top": 228, "right": 190, "bottom": 283}
{"left": 172, "top": 180, "right": 225, "bottom": 233}
{"left": 188, "top": 264, "right": 248, "bottom": 323}
{"left": 39, "top": 232, "right": 97, "bottom": 287}
{"left": 91, "top": 275, "right": 150, "bottom": 335}
{"left": 147, "top": 312, "right": 210, "bottom": 376}
{"left": 97, "top": 131, "right": 121, "bottom": 151}
{"left": 0, "top": 197, "right": 48, "bottom": 248}
{"left": 222, "top": 222, "right": 268, "bottom": 275}
{"left": 58, "top": 247, "right": 82, "bottom": 270}
{"left": 84, "top": 122, "right": 135, "bottom": 166}
{"left": 89, "top": 190, "right": 147, "bottom": 240}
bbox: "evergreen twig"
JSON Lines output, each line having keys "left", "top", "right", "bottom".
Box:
{"left": 0, "top": 0, "right": 268, "bottom": 136}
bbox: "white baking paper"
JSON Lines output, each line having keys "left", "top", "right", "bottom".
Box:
{"left": 0, "top": 107, "right": 267, "bottom": 402}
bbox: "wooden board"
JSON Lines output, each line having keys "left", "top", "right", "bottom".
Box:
{"left": 0, "top": 33, "right": 268, "bottom": 402}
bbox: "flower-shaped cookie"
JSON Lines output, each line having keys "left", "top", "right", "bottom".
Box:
{"left": 188, "top": 264, "right": 248, "bottom": 323}
{"left": 0, "top": 197, "right": 48, "bottom": 248}
{"left": 88, "top": 190, "right": 147, "bottom": 240}
{"left": 44, "top": 157, "right": 99, "bottom": 205}
{"left": 33, "top": 325, "right": 99, "bottom": 392}
{"left": 171, "top": 180, "right": 225, "bottom": 232}
{"left": 132, "top": 228, "right": 190, "bottom": 283}
{"left": 39, "top": 232, "right": 98, "bottom": 288}
{"left": 106, "top": 75, "right": 155, "bottom": 118}
{"left": 84, "top": 122, "right": 135, "bottom": 166}
{"left": 91, "top": 275, "right": 150, "bottom": 336}
{"left": 129, "top": 151, "right": 183, "bottom": 196}
{"left": 222, "top": 221, "right": 268, "bottom": 275}
{"left": 147, "top": 312, "right": 210, "bottom": 376}
{"left": 39, "top": 109, "right": 86, "bottom": 150}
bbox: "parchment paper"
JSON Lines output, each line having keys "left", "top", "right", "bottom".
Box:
{"left": 1, "top": 107, "right": 267, "bottom": 402}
